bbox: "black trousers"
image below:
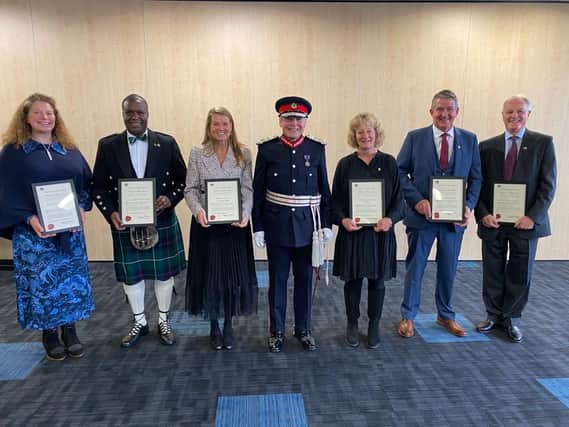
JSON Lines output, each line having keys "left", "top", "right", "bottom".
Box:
{"left": 266, "top": 244, "right": 312, "bottom": 334}
{"left": 481, "top": 230, "right": 538, "bottom": 326}
{"left": 344, "top": 278, "right": 385, "bottom": 324}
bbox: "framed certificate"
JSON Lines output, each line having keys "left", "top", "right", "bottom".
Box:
{"left": 119, "top": 178, "right": 156, "bottom": 226}
{"left": 205, "top": 178, "right": 241, "bottom": 224}
{"left": 349, "top": 179, "right": 385, "bottom": 226}
{"left": 493, "top": 182, "right": 527, "bottom": 223}
{"left": 32, "top": 179, "right": 82, "bottom": 235}
{"left": 429, "top": 177, "right": 465, "bottom": 223}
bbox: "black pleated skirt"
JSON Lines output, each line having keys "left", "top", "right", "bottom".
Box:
{"left": 185, "top": 217, "right": 258, "bottom": 319}
{"left": 332, "top": 227, "right": 397, "bottom": 282}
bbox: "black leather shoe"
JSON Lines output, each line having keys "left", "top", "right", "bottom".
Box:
{"left": 210, "top": 325, "right": 223, "bottom": 350}
{"left": 158, "top": 320, "right": 176, "bottom": 346}
{"left": 294, "top": 331, "right": 317, "bottom": 351}
{"left": 223, "top": 327, "right": 234, "bottom": 350}
{"left": 61, "top": 323, "right": 84, "bottom": 358}
{"left": 43, "top": 328, "right": 66, "bottom": 361}
{"left": 346, "top": 323, "right": 359, "bottom": 348}
{"left": 508, "top": 325, "right": 523, "bottom": 343}
{"left": 268, "top": 332, "right": 284, "bottom": 353}
{"left": 121, "top": 322, "right": 149, "bottom": 348}
{"left": 476, "top": 319, "right": 496, "bottom": 333}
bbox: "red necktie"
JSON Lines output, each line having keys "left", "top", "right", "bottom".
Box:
{"left": 440, "top": 133, "right": 449, "bottom": 170}
{"left": 504, "top": 136, "right": 518, "bottom": 181}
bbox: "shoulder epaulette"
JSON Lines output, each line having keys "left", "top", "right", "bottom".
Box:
{"left": 306, "top": 134, "right": 327, "bottom": 145}
{"left": 257, "top": 136, "right": 278, "bottom": 145}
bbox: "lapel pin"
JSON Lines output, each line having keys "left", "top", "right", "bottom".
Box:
{"left": 377, "top": 167, "right": 382, "bottom": 172}
{"left": 457, "top": 145, "right": 461, "bottom": 149}
{"left": 154, "top": 143, "right": 160, "bottom": 148}
{"left": 523, "top": 146, "right": 527, "bottom": 150}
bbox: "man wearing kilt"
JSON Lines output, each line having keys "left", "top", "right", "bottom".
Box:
{"left": 92, "top": 94, "right": 186, "bottom": 347}
{"left": 252, "top": 96, "right": 333, "bottom": 353}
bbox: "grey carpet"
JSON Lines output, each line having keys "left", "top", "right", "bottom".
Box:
{"left": 1, "top": 260, "right": 569, "bottom": 426}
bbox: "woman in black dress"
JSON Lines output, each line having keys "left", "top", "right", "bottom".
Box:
{"left": 184, "top": 107, "right": 257, "bottom": 350}
{"left": 332, "top": 113, "right": 402, "bottom": 348}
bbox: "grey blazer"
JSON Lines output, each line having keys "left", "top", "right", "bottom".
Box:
{"left": 184, "top": 143, "right": 253, "bottom": 219}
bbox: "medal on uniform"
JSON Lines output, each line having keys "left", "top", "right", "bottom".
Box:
{"left": 304, "top": 154, "right": 311, "bottom": 167}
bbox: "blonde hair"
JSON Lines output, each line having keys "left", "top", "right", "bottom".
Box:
{"left": 2, "top": 93, "right": 76, "bottom": 149}
{"left": 347, "top": 112, "right": 385, "bottom": 149}
{"left": 202, "top": 106, "right": 245, "bottom": 168}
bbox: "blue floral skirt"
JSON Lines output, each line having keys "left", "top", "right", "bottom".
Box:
{"left": 12, "top": 225, "right": 94, "bottom": 330}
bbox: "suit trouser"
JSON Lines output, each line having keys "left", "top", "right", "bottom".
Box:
{"left": 481, "top": 231, "right": 538, "bottom": 327}
{"left": 266, "top": 244, "right": 313, "bottom": 334}
{"left": 401, "top": 223, "right": 464, "bottom": 320}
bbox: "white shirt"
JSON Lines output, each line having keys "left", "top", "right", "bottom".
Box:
{"left": 127, "top": 130, "right": 148, "bottom": 179}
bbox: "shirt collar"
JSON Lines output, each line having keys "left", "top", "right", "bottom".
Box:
{"left": 22, "top": 139, "right": 67, "bottom": 155}
{"left": 432, "top": 125, "right": 454, "bottom": 140}
{"left": 505, "top": 128, "right": 526, "bottom": 141}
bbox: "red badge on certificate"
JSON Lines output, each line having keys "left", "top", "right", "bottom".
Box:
{"left": 434, "top": 212, "right": 440, "bottom": 219}
{"left": 496, "top": 213, "right": 501, "bottom": 219}
{"left": 125, "top": 215, "right": 132, "bottom": 222}
{"left": 355, "top": 217, "right": 360, "bottom": 223}
{"left": 47, "top": 224, "right": 54, "bottom": 230}
{"left": 210, "top": 215, "right": 216, "bottom": 221}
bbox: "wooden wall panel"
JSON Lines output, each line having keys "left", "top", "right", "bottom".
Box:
{"left": 0, "top": 1, "right": 567, "bottom": 260}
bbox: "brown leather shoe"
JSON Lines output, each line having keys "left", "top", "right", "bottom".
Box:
{"left": 398, "top": 319, "right": 414, "bottom": 338}
{"left": 436, "top": 317, "right": 467, "bottom": 337}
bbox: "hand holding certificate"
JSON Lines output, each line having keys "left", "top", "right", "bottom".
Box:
{"left": 429, "top": 177, "right": 465, "bottom": 223}
{"left": 119, "top": 178, "right": 156, "bottom": 226}
{"left": 349, "top": 179, "right": 385, "bottom": 226}
{"left": 32, "top": 179, "right": 82, "bottom": 235}
{"left": 493, "top": 183, "right": 526, "bottom": 223}
{"left": 205, "top": 179, "right": 241, "bottom": 224}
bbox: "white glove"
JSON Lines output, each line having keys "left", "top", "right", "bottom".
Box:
{"left": 254, "top": 231, "right": 266, "bottom": 248}
{"left": 322, "top": 227, "right": 333, "bottom": 243}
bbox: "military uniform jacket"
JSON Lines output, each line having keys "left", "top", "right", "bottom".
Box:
{"left": 92, "top": 130, "right": 187, "bottom": 224}
{"left": 252, "top": 135, "right": 332, "bottom": 248}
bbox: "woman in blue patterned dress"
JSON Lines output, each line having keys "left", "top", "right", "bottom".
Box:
{"left": 0, "top": 93, "right": 94, "bottom": 361}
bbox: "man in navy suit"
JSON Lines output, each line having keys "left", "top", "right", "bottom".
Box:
{"left": 474, "top": 95, "right": 556, "bottom": 343}
{"left": 252, "top": 96, "right": 332, "bottom": 353}
{"left": 397, "top": 89, "right": 482, "bottom": 338}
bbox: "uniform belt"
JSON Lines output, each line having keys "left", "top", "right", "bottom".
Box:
{"left": 266, "top": 190, "right": 321, "bottom": 207}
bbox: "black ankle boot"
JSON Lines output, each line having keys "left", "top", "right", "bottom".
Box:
{"left": 346, "top": 321, "right": 359, "bottom": 347}
{"left": 367, "top": 286, "right": 385, "bottom": 349}
{"left": 43, "top": 328, "right": 66, "bottom": 361}
{"left": 344, "top": 281, "right": 362, "bottom": 348}
{"left": 223, "top": 319, "right": 234, "bottom": 350}
{"left": 61, "top": 323, "right": 84, "bottom": 358}
{"left": 210, "top": 321, "right": 222, "bottom": 350}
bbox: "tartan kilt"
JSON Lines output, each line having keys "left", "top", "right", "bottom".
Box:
{"left": 111, "top": 210, "right": 186, "bottom": 285}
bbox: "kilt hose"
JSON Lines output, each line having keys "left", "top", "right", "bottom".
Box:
{"left": 111, "top": 210, "right": 186, "bottom": 285}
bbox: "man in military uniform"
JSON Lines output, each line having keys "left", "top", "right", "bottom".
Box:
{"left": 252, "top": 96, "right": 332, "bottom": 352}
{"left": 92, "top": 94, "right": 186, "bottom": 348}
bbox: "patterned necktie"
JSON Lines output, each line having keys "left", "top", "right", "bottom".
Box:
{"left": 504, "top": 136, "right": 518, "bottom": 181}
{"left": 440, "top": 133, "right": 449, "bottom": 170}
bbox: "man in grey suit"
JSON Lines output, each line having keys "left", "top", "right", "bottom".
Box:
{"left": 475, "top": 95, "right": 557, "bottom": 343}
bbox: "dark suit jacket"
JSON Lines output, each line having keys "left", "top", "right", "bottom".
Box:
{"left": 91, "top": 130, "right": 187, "bottom": 225}
{"left": 475, "top": 129, "right": 557, "bottom": 239}
{"left": 397, "top": 125, "right": 482, "bottom": 230}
